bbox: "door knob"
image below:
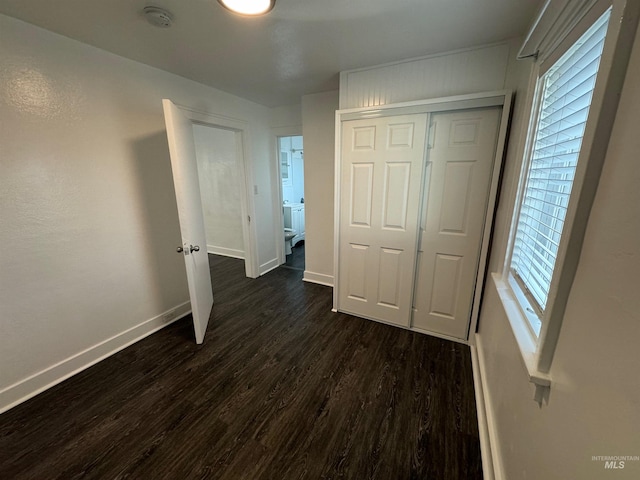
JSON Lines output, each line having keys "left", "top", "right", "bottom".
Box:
{"left": 176, "top": 246, "right": 184, "bottom": 253}
{"left": 190, "top": 245, "right": 200, "bottom": 253}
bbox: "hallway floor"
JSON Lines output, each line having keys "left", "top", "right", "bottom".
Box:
{"left": 283, "top": 241, "right": 305, "bottom": 271}
{"left": 0, "top": 255, "right": 482, "bottom": 479}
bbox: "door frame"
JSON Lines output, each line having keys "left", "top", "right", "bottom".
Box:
{"left": 176, "top": 104, "right": 259, "bottom": 278}
{"left": 272, "top": 126, "right": 303, "bottom": 266}
{"left": 333, "top": 90, "right": 513, "bottom": 344}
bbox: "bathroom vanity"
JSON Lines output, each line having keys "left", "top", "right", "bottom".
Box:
{"left": 283, "top": 203, "right": 305, "bottom": 246}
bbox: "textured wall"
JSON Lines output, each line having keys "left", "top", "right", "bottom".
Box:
{"left": 0, "top": 14, "right": 273, "bottom": 411}
{"left": 193, "top": 124, "right": 245, "bottom": 258}
{"left": 476, "top": 20, "right": 640, "bottom": 480}
{"left": 302, "top": 91, "right": 339, "bottom": 285}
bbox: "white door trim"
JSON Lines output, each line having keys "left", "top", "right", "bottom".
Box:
{"left": 333, "top": 90, "right": 513, "bottom": 343}
{"left": 176, "top": 104, "right": 259, "bottom": 278}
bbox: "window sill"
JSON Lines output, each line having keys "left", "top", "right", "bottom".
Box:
{"left": 491, "top": 273, "right": 551, "bottom": 405}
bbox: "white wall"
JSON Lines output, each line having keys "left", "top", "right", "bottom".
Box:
{"left": 0, "top": 14, "right": 275, "bottom": 412}
{"left": 280, "top": 136, "right": 304, "bottom": 205}
{"left": 302, "top": 91, "right": 339, "bottom": 286}
{"left": 193, "top": 124, "right": 245, "bottom": 259}
{"left": 269, "top": 104, "right": 302, "bottom": 131}
{"left": 476, "top": 21, "right": 640, "bottom": 480}
{"left": 291, "top": 136, "right": 304, "bottom": 205}
{"left": 279, "top": 136, "right": 292, "bottom": 203}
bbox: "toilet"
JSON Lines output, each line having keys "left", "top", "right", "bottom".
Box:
{"left": 284, "top": 228, "right": 297, "bottom": 255}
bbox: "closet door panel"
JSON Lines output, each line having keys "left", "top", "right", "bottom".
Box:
{"left": 412, "top": 107, "right": 501, "bottom": 338}
{"left": 338, "top": 114, "right": 428, "bottom": 327}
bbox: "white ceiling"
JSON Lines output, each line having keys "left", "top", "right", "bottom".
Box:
{"left": 0, "top": 0, "right": 541, "bottom": 107}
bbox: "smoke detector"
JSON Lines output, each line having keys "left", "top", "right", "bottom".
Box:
{"left": 143, "top": 6, "right": 173, "bottom": 28}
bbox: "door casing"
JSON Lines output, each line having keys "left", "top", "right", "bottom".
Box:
{"left": 333, "top": 90, "right": 513, "bottom": 344}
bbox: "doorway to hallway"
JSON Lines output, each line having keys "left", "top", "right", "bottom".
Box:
{"left": 278, "top": 135, "right": 305, "bottom": 271}
{"left": 193, "top": 124, "right": 246, "bottom": 262}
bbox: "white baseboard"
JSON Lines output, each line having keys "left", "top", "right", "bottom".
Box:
{"left": 471, "top": 335, "right": 505, "bottom": 480}
{"left": 259, "top": 257, "right": 280, "bottom": 275}
{"left": 410, "top": 321, "right": 469, "bottom": 345}
{"left": 303, "top": 270, "right": 334, "bottom": 287}
{"left": 0, "top": 301, "right": 191, "bottom": 415}
{"left": 207, "top": 245, "right": 245, "bottom": 259}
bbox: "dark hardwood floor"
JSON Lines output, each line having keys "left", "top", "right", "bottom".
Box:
{"left": 283, "top": 241, "right": 305, "bottom": 271}
{"left": 0, "top": 255, "right": 482, "bottom": 480}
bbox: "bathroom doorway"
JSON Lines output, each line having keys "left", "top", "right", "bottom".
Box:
{"left": 278, "top": 135, "right": 305, "bottom": 271}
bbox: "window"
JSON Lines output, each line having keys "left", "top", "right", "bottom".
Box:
{"left": 509, "top": 9, "right": 611, "bottom": 337}
{"left": 493, "top": 0, "right": 638, "bottom": 403}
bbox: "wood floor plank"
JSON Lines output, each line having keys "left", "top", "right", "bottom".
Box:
{"left": 0, "top": 255, "right": 482, "bottom": 479}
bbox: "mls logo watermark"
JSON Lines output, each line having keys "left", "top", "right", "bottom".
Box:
{"left": 592, "top": 455, "right": 639, "bottom": 470}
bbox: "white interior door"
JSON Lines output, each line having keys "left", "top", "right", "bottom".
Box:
{"left": 412, "top": 107, "right": 501, "bottom": 338}
{"left": 338, "top": 114, "right": 428, "bottom": 327}
{"left": 162, "top": 99, "right": 214, "bottom": 344}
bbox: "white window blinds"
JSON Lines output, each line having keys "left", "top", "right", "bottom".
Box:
{"left": 511, "top": 10, "right": 611, "bottom": 315}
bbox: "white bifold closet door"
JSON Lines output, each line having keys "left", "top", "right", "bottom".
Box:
{"left": 412, "top": 107, "right": 501, "bottom": 338}
{"left": 338, "top": 114, "right": 428, "bottom": 327}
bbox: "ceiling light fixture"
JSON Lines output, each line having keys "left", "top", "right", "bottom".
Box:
{"left": 217, "top": 0, "right": 275, "bottom": 16}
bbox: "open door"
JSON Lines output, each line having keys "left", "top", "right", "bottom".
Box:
{"left": 163, "top": 99, "right": 213, "bottom": 344}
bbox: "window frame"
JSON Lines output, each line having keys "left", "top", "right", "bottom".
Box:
{"left": 495, "top": 0, "right": 640, "bottom": 401}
